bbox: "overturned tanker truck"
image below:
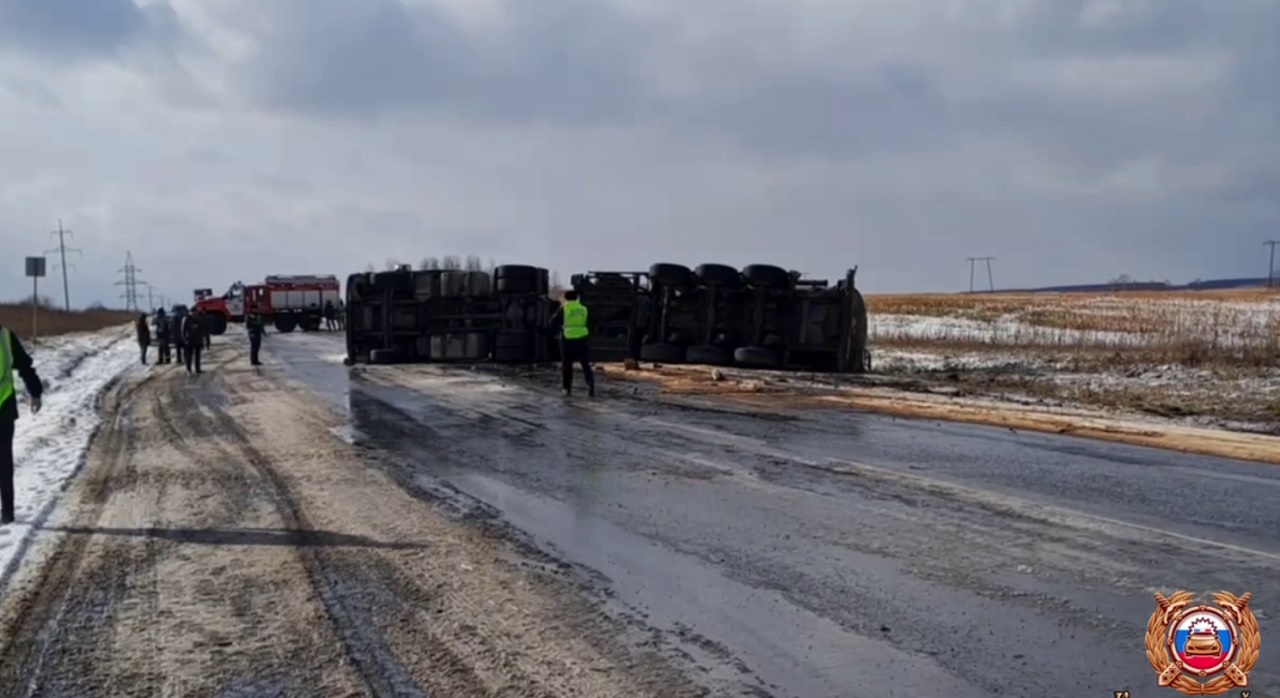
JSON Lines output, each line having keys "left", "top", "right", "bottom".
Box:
{"left": 343, "top": 262, "right": 869, "bottom": 373}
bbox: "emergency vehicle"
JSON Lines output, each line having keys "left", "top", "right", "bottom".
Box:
{"left": 194, "top": 275, "right": 341, "bottom": 334}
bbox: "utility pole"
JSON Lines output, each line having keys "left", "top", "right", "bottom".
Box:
{"left": 146, "top": 283, "right": 155, "bottom": 312}
{"left": 115, "top": 251, "right": 146, "bottom": 311}
{"left": 965, "top": 256, "right": 995, "bottom": 292}
{"left": 1265, "top": 240, "right": 1278, "bottom": 289}
{"left": 45, "top": 219, "right": 81, "bottom": 311}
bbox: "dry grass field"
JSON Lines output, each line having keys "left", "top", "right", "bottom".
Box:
{"left": 0, "top": 302, "right": 137, "bottom": 340}
{"left": 864, "top": 289, "right": 1280, "bottom": 430}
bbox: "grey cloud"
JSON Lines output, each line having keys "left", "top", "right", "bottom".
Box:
{"left": 0, "top": 0, "right": 181, "bottom": 60}
{"left": 226, "top": 0, "right": 1280, "bottom": 171}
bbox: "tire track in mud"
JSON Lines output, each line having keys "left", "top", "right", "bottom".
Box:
{"left": 170, "top": 374, "right": 441, "bottom": 698}
{"left": 0, "top": 373, "right": 162, "bottom": 698}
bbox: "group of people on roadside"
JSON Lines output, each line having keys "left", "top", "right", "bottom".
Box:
{"left": 134, "top": 306, "right": 212, "bottom": 374}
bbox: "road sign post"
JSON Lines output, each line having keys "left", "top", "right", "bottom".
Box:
{"left": 25, "top": 256, "right": 46, "bottom": 343}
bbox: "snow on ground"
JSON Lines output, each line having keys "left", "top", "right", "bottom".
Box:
{"left": 0, "top": 326, "right": 139, "bottom": 586}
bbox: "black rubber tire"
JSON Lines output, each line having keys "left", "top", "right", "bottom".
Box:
{"left": 685, "top": 345, "right": 731, "bottom": 365}
{"left": 694, "top": 264, "right": 742, "bottom": 287}
{"left": 209, "top": 314, "right": 228, "bottom": 336}
{"left": 494, "top": 345, "right": 533, "bottom": 363}
{"left": 742, "top": 264, "right": 791, "bottom": 288}
{"left": 649, "top": 263, "right": 693, "bottom": 287}
{"left": 639, "top": 342, "right": 685, "bottom": 363}
{"left": 733, "top": 346, "right": 779, "bottom": 368}
{"left": 370, "top": 348, "right": 398, "bottom": 364}
{"left": 373, "top": 270, "right": 413, "bottom": 294}
{"left": 494, "top": 265, "right": 541, "bottom": 294}
{"left": 273, "top": 316, "right": 296, "bottom": 333}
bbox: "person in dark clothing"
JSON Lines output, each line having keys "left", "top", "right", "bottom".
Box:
{"left": 246, "top": 310, "right": 265, "bottom": 366}
{"left": 171, "top": 307, "right": 187, "bottom": 367}
{"left": 202, "top": 311, "right": 212, "bottom": 350}
{"left": 181, "top": 311, "right": 205, "bottom": 374}
{"left": 135, "top": 313, "right": 151, "bottom": 365}
{"left": 154, "top": 308, "right": 171, "bottom": 364}
{"left": 550, "top": 290, "right": 595, "bottom": 397}
{"left": 323, "top": 300, "right": 336, "bottom": 331}
{"left": 1, "top": 325, "right": 43, "bottom": 524}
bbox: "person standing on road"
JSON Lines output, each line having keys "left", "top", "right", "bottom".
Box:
{"left": 335, "top": 299, "right": 346, "bottom": 330}
{"left": 246, "top": 309, "right": 265, "bottom": 366}
{"left": 551, "top": 290, "right": 595, "bottom": 397}
{"left": 171, "top": 306, "right": 187, "bottom": 367}
{"left": 199, "top": 308, "right": 212, "bottom": 350}
{"left": 154, "top": 308, "right": 171, "bottom": 364}
{"left": 323, "top": 300, "right": 337, "bottom": 331}
{"left": 181, "top": 310, "right": 205, "bottom": 374}
{"left": 0, "top": 324, "right": 43, "bottom": 525}
{"left": 135, "top": 313, "right": 151, "bottom": 365}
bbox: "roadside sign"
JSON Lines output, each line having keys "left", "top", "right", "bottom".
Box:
{"left": 25, "top": 256, "right": 45, "bottom": 277}
{"left": 25, "top": 256, "right": 46, "bottom": 343}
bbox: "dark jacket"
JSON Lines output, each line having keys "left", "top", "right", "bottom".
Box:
{"left": 246, "top": 313, "right": 265, "bottom": 336}
{"left": 181, "top": 314, "right": 205, "bottom": 344}
{"left": 153, "top": 314, "right": 170, "bottom": 342}
{"left": 2, "top": 328, "right": 44, "bottom": 422}
{"left": 135, "top": 317, "right": 151, "bottom": 345}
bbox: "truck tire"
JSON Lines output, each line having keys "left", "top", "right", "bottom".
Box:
{"left": 733, "top": 346, "right": 779, "bottom": 368}
{"left": 640, "top": 342, "right": 685, "bottom": 364}
{"left": 209, "top": 313, "right": 228, "bottom": 336}
{"left": 370, "top": 348, "right": 398, "bottom": 364}
{"left": 274, "top": 316, "right": 296, "bottom": 333}
{"left": 373, "top": 270, "right": 413, "bottom": 295}
{"left": 694, "top": 264, "right": 742, "bottom": 287}
{"left": 494, "top": 265, "right": 541, "bottom": 294}
{"left": 742, "top": 264, "right": 791, "bottom": 289}
{"left": 686, "top": 344, "right": 731, "bottom": 365}
{"left": 649, "top": 263, "right": 692, "bottom": 287}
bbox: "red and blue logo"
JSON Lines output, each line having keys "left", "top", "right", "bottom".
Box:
{"left": 1171, "top": 608, "right": 1235, "bottom": 674}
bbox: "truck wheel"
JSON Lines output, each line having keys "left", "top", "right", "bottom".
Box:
{"left": 733, "top": 346, "right": 779, "bottom": 368}
{"left": 649, "top": 263, "right": 692, "bottom": 287}
{"left": 686, "top": 345, "right": 731, "bottom": 365}
{"left": 209, "top": 314, "right": 228, "bottom": 336}
{"left": 640, "top": 342, "right": 685, "bottom": 364}
{"left": 742, "top": 264, "right": 791, "bottom": 289}
{"left": 274, "top": 316, "right": 296, "bottom": 333}
{"left": 494, "top": 265, "right": 542, "bottom": 294}
{"left": 694, "top": 264, "right": 742, "bottom": 287}
{"left": 370, "top": 348, "right": 398, "bottom": 364}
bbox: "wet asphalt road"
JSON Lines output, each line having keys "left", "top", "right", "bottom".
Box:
{"left": 265, "top": 331, "right": 1280, "bottom": 697}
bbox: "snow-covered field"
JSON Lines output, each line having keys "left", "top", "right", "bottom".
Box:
{"left": 869, "top": 292, "right": 1280, "bottom": 352}
{"left": 0, "top": 326, "right": 138, "bottom": 585}
{"left": 865, "top": 292, "right": 1280, "bottom": 430}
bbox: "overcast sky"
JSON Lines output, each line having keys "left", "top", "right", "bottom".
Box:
{"left": 1, "top": 0, "right": 1276, "bottom": 306}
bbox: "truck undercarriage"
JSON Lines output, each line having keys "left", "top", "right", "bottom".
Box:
{"left": 343, "top": 262, "right": 869, "bottom": 373}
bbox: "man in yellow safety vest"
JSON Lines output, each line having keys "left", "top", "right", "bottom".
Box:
{"left": 552, "top": 290, "right": 595, "bottom": 397}
{"left": 0, "top": 324, "right": 44, "bottom": 525}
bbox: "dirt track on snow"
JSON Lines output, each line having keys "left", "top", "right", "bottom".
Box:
{"left": 0, "top": 347, "right": 700, "bottom": 698}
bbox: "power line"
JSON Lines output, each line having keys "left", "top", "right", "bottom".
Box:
{"left": 965, "top": 256, "right": 995, "bottom": 293}
{"left": 115, "top": 251, "right": 146, "bottom": 311}
{"left": 1265, "top": 240, "right": 1278, "bottom": 289}
{"left": 43, "top": 219, "right": 81, "bottom": 311}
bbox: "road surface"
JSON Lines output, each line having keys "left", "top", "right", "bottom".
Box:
{"left": 1, "top": 330, "right": 1278, "bottom": 697}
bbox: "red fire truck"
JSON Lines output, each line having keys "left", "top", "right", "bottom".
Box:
{"left": 193, "top": 275, "right": 341, "bottom": 334}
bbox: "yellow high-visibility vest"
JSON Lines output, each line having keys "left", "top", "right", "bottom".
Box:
{"left": 0, "top": 327, "right": 14, "bottom": 409}
{"left": 562, "top": 300, "right": 589, "bottom": 339}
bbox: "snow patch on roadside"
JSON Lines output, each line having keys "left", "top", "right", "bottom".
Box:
{"left": 0, "top": 327, "right": 139, "bottom": 587}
